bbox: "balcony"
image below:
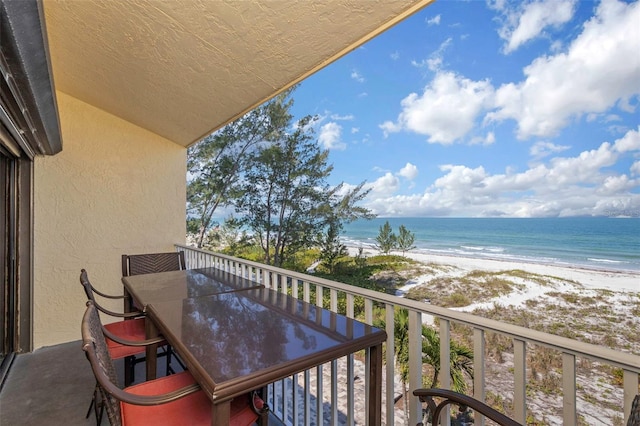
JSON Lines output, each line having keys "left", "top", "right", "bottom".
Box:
{"left": 175, "top": 245, "right": 639, "bottom": 425}
{"left": 1, "top": 245, "right": 637, "bottom": 425}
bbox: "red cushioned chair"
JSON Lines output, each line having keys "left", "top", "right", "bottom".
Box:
{"left": 121, "top": 252, "right": 188, "bottom": 372}
{"left": 80, "top": 269, "right": 172, "bottom": 383}
{"left": 80, "top": 269, "right": 170, "bottom": 424}
{"left": 82, "top": 301, "right": 268, "bottom": 426}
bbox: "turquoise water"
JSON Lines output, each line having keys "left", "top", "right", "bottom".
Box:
{"left": 342, "top": 217, "right": 640, "bottom": 273}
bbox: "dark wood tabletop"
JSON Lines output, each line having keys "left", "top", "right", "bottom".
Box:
{"left": 123, "top": 269, "right": 386, "bottom": 425}
{"left": 122, "top": 267, "right": 263, "bottom": 306}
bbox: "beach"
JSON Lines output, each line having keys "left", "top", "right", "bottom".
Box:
{"left": 347, "top": 245, "right": 638, "bottom": 425}
{"left": 348, "top": 246, "right": 639, "bottom": 294}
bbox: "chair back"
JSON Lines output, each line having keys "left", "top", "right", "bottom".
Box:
{"left": 122, "top": 251, "right": 186, "bottom": 277}
{"left": 80, "top": 269, "right": 97, "bottom": 303}
{"left": 81, "top": 301, "right": 123, "bottom": 426}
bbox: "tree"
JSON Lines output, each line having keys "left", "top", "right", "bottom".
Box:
{"left": 375, "top": 220, "right": 396, "bottom": 254}
{"left": 235, "top": 114, "right": 331, "bottom": 266}
{"left": 217, "top": 216, "right": 253, "bottom": 255}
{"left": 318, "top": 221, "right": 348, "bottom": 274}
{"left": 186, "top": 90, "right": 293, "bottom": 248}
{"left": 235, "top": 114, "right": 373, "bottom": 267}
{"left": 396, "top": 225, "right": 416, "bottom": 257}
{"left": 421, "top": 326, "right": 474, "bottom": 393}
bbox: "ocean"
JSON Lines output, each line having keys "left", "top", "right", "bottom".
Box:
{"left": 341, "top": 217, "right": 640, "bottom": 273}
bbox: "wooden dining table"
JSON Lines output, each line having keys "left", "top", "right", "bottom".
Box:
{"left": 122, "top": 267, "right": 386, "bottom": 426}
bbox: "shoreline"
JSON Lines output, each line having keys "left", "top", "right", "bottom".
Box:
{"left": 346, "top": 245, "right": 640, "bottom": 293}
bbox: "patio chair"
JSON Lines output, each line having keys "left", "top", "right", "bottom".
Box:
{"left": 80, "top": 269, "right": 169, "bottom": 424}
{"left": 121, "top": 251, "right": 187, "bottom": 372}
{"left": 413, "top": 388, "right": 522, "bottom": 426}
{"left": 121, "top": 251, "right": 186, "bottom": 277}
{"left": 82, "top": 301, "right": 268, "bottom": 426}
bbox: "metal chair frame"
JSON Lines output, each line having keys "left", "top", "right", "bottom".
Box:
{"left": 414, "top": 388, "right": 522, "bottom": 426}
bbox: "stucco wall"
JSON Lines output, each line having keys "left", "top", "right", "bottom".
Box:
{"left": 33, "top": 91, "right": 186, "bottom": 349}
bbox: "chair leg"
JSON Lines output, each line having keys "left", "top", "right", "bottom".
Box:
{"left": 96, "top": 398, "right": 105, "bottom": 426}
{"left": 86, "top": 382, "right": 104, "bottom": 426}
{"left": 165, "top": 345, "right": 173, "bottom": 376}
{"left": 85, "top": 390, "right": 95, "bottom": 419}
{"left": 123, "top": 355, "right": 137, "bottom": 386}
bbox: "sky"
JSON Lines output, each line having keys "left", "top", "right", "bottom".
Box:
{"left": 288, "top": 0, "right": 640, "bottom": 218}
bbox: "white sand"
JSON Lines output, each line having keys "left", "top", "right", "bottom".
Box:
{"left": 347, "top": 246, "right": 639, "bottom": 294}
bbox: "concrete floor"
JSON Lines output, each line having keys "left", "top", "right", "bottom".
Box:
{"left": 0, "top": 341, "right": 167, "bottom": 426}
{"left": 0, "top": 340, "right": 100, "bottom": 425}
{"left": 0, "top": 343, "right": 280, "bottom": 426}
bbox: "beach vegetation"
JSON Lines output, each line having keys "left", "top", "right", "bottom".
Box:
{"left": 396, "top": 225, "right": 416, "bottom": 257}
{"left": 375, "top": 220, "right": 396, "bottom": 254}
{"left": 420, "top": 325, "right": 474, "bottom": 393}
{"left": 374, "top": 308, "right": 474, "bottom": 424}
{"left": 317, "top": 222, "right": 348, "bottom": 274}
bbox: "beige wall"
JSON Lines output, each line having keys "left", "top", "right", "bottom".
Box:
{"left": 33, "top": 92, "right": 186, "bottom": 349}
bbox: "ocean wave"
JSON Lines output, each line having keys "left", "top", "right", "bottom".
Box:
{"left": 588, "top": 258, "right": 626, "bottom": 264}
{"left": 460, "top": 245, "right": 505, "bottom": 253}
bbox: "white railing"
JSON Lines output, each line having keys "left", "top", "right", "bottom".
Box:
{"left": 176, "top": 244, "right": 639, "bottom": 425}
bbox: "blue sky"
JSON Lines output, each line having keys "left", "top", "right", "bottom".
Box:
{"left": 289, "top": 0, "right": 640, "bottom": 218}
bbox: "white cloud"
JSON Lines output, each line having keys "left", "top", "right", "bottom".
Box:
{"left": 398, "top": 163, "right": 418, "bottom": 180}
{"left": 380, "top": 71, "right": 494, "bottom": 144}
{"left": 613, "top": 126, "right": 640, "bottom": 152}
{"left": 470, "top": 131, "right": 496, "bottom": 146}
{"left": 486, "top": 0, "right": 640, "bottom": 139}
{"left": 331, "top": 114, "right": 354, "bottom": 121}
{"left": 529, "top": 141, "right": 571, "bottom": 159}
{"left": 390, "top": 51, "right": 400, "bottom": 60}
{"left": 379, "top": 120, "right": 401, "bottom": 137}
{"left": 495, "top": 0, "right": 577, "bottom": 54}
{"left": 427, "top": 14, "right": 441, "bottom": 26}
{"left": 362, "top": 128, "right": 640, "bottom": 217}
{"left": 318, "top": 122, "right": 346, "bottom": 150}
{"left": 412, "top": 38, "right": 452, "bottom": 72}
{"left": 351, "top": 127, "right": 359, "bottom": 134}
{"left": 351, "top": 70, "right": 365, "bottom": 83}
{"left": 367, "top": 172, "right": 399, "bottom": 196}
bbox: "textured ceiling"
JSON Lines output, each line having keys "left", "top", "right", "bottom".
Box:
{"left": 42, "top": 0, "right": 433, "bottom": 147}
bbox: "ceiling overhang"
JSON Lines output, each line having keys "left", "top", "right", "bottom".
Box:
{"left": 42, "top": 0, "right": 434, "bottom": 148}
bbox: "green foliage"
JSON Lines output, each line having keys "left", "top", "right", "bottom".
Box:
{"left": 396, "top": 224, "right": 416, "bottom": 256}
{"left": 421, "top": 326, "right": 474, "bottom": 393}
{"left": 186, "top": 89, "right": 294, "bottom": 247}
{"left": 216, "top": 216, "right": 253, "bottom": 255}
{"left": 234, "top": 102, "right": 373, "bottom": 267}
{"left": 235, "top": 113, "right": 333, "bottom": 266}
{"left": 375, "top": 220, "right": 396, "bottom": 254}
{"left": 374, "top": 222, "right": 417, "bottom": 256}
{"left": 318, "top": 222, "right": 348, "bottom": 274}
{"left": 354, "top": 247, "right": 368, "bottom": 269}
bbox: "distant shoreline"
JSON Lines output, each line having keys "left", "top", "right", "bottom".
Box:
{"left": 346, "top": 245, "right": 640, "bottom": 293}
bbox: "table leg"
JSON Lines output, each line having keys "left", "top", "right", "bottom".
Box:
{"left": 123, "top": 287, "right": 133, "bottom": 313}
{"left": 368, "top": 343, "right": 383, "bottom": 426}
{"left": 145, "top": 319, "right": 158, "bottom": 380}
{"left": 211, "top": 401, "right": 230, "bottom": 426}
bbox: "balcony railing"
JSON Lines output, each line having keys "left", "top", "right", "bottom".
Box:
{"left": 176, "top": 244, "right": 639, "bottom": 425}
